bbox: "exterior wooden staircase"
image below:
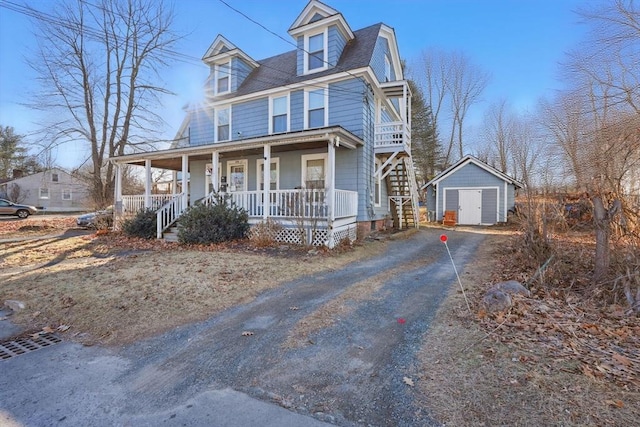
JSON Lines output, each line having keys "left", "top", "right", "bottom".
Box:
{"left": 377, "top": 153, "right": 420, "bottom": 229}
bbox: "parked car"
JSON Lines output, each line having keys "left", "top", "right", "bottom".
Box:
{"left": 0, "top": 198, "right": 38, "bottom": 218}
{"left": 76, "top": 206, "right": 114, "bottom": 228}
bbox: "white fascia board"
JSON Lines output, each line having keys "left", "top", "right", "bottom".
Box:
{"left": 202, "top": 35, "right": 237, "bottom": 61}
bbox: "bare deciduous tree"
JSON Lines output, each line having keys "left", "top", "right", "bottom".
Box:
{"left": 417, "top": 50, "right": 490, "bottom": 167}
{"left": 28, "top": 0, "right": 177, "bottom": 207}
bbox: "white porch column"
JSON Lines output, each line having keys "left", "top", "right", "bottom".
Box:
{"left": 114, "top": 163, "right": 123, "bottom": 214}
{"left": 181, "top": 154, "right": 188, "bottom": 207}
{"left": 211, "top": 152, "right": 219, "bottom": 192}
{"left": 172, "top": 171, "right": 178, "bottom": 195}
{"left": 263, "top": 145, "right": 271, "bottom": 220}
{"left": 144, "top": 159, "right": 152, "bottom": 209}
{"left": 327, "top": 138, "right": 336, "bottom": 247}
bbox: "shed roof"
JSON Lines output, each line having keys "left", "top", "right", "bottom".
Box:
{"left": 422, "top": 155, "right": 524, "bottom": 189}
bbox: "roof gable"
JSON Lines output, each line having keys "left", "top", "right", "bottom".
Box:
{"left": 422, "top": 155, "right": 523, "bottom": 189}
{"left": 202, "top": 34, "right": 259, "bottom": 68}
{"left": 288, "top": 0, "right": 354, "bottom": 41}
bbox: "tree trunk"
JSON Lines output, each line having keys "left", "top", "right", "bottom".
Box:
{"left": 592, "top": 195, "right": 610, "bottom": 282}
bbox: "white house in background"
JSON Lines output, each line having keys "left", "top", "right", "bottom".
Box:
{"left": 0, "top": 167, "right": 92, "bottom": 213}
{"left": 109, "top": 0, "right": 419, "bottom": 247}
{"left": 422, "top": 155, "right": 523, "bottom": 226}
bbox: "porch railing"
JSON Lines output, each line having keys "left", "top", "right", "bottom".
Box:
{"left": 156, "top": 193, "right": 186, "bottom": 239}
{"left": 203, "top": 188, "right": 358, "bottom": 220}
{"left": 374, "top": 121, "right": 411, "bottom": 150}
{"left": 122, "top": 194, "right": 176, "bottom": 213}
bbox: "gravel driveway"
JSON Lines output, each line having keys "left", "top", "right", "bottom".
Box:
{"left": 1, "top": 228, "right": 485, "bottom": 426}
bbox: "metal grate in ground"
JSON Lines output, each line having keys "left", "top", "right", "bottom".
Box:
{"left": 0, "top": 333, "right": 62, "bottom": 361}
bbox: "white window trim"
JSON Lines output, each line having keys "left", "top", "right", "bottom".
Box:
{"left": 226, "top": 159, "right": 248, "bottom": 192}
{"left": 214, "top": 61, "right": 231, "bottom": 95}
{"left": 374, "top": 158, "right": 382, "bottom": 207}
{"left": 256, "top": 157, "right": 280, "bottom": 190}
{"left": 215, "top": 105, "right": 231, "bottom": 142}
{"left": 303, "top": 29, "right": 328, "bottom": 74}
{"left": 301, "top": 153, "right": 328, "bottom": 189}
{"left": 303, "top": 86, "right": 328, "bottom": 129}
{"left": 39, "top": 187, "right": 50, "bottom": 199}
{"left": 62, "top": 188, "right": 72, "bottom": 201}
{"left": 268, "top": 94, "right": 290, "bottom": 134}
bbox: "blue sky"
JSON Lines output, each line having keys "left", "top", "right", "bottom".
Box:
{"left": 0, "top": 0, "right": 589, "bottom": 168}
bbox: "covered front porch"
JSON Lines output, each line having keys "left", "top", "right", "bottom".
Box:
{"left": 111, "top": 127, "right": 362, "bottom": 247}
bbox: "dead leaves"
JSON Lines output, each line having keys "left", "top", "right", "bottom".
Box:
{"left": 478, "top": 291, "right": 640, "bottom": 390}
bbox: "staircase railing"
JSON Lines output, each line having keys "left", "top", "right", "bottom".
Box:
{"left": 403, "top": 156, "right": 421, "bottom": 228}
{"left": 156, "top": 193, "right": 186, "bottom": 239}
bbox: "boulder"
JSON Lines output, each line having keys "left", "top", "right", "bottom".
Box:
{"left": 493, "top": 280, "right": 530, "bottom": 297}
{"left": 482, "top": 289, "right": 512, "bottom": 313}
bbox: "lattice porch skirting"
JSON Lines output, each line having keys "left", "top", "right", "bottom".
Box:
{"left": 250, "top": 221, "right": 356, "bottom": 248}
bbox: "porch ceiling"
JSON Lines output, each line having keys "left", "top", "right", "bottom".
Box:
{"left": 112, "top": 127, "right": 362, "bottom": 171}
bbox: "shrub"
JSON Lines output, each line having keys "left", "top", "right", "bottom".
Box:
{"left": 122, "top": 208, "right": 157, "bottom": 239}
{"left": 178, "top": 196, "right": 249, "bottom": 245}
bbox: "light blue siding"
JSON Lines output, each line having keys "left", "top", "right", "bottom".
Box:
{"left": 370, "top": 36, "right": 395, "bottom": 83}
{"left": 232, "top": 99, "right": 268, "bottom": 139}
{"left": 328, "top": 25, "right": 346, "bottom": 67}
{"left": 435, "top": 162, "right": 518, "bottom": 224}
{"left": 232, "top": 58, "right": 253, "bottom": 91}
{"left": 189, "top": 109, "right": 214, "bottom": 146}
{"left": 328, "top": 79, "right": 365, "bottom": 137}
{"left": 296, "top": 36, "right": 304, "bottom": 76}
{"left": 290, "top": 90, "right": 304, "bottom": 131}
{"left": 481, "top": 188, "right": 498, "bottom": 223}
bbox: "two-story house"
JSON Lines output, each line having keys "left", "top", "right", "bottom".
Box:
{"left": 110, "top": 0, "right": 419, "bottom": 247}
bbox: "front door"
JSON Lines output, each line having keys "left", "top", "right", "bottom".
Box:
{"left": 227, "top": 160, "right": 247, "bottom": 192}
{"left": 458, "top": 189, "right": 482, "bottom": 225}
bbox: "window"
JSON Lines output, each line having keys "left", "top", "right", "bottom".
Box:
{"left": 307, "top": 33, "right": 325, "bottom": 71}
{"left": 305, "top": 88, "right": 326, "bottom": 129}
{"left": 215, "top": 62, "right": 230, "bottom": 94}
{"left": 39, "top": 188, "right": 50, "bottom": 199}
{"left": 216, "top": 107, "right": 230, "bottom": 142}
{"left": 270, "top": 95, "right": 288, "bottom": 134}
{"left": 62, "top": 189, "right": 72, "bottom": 201}
{"left": 51, "top": 173, "right": 59, "bottom": 182}
{"left": 384, "top": 55, "right": 391, "bottom": 82}
{"left": 257, "top": 158, "right": 279, "bottom": 190}
{"left": 301, "top": 153, "right": 326, "bottom": 189}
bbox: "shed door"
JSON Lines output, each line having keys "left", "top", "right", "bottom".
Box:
{"left": 458, "top": 189, "right": 482, "bottom": 225}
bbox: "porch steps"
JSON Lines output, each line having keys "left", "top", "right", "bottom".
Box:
{"left": 162, "top": 225, "right": 179, "bottom": 243}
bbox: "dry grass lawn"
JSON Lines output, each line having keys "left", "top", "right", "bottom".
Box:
{"left": 0, "top": 225, "right": 387, "bottom": 346}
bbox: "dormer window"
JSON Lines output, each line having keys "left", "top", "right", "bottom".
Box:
{"left": 304, "top": 30, "right": 328, "bottom": 73}
{"left": 215, "top": 62, "right": 230, "bottom": 94}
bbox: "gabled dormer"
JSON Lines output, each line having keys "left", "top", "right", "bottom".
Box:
{"left": 202, "top": 35, "right": 259, "bottom": 97}
{"left": 288, "top": 0, "right": 354, "bottom": 76}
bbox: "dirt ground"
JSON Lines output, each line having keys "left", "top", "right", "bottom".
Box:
{"left": 1, "top": 216, "right": 638, "bottom": 425}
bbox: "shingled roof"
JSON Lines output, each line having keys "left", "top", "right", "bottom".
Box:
{"left": 234, "top": 23, "right": 382, "bottom": 97}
